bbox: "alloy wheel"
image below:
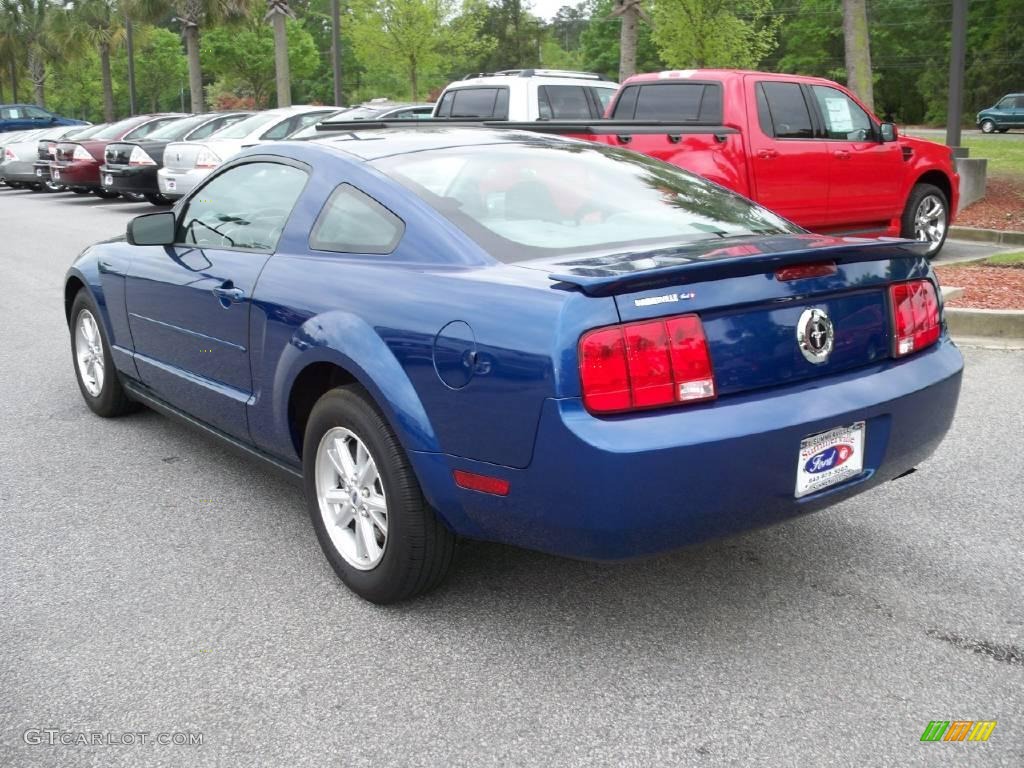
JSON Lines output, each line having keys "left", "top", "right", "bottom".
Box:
{"left": 315, "top": 426, "right": 389, "bottom": 570}
{"left": 913, "top": 194, "right": 946, "bottom": 251}
{"left": 74, "top": 309, "right": 105, "bottom": 397}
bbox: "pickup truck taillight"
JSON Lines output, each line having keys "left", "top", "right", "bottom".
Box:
{"left": 890, "top": 280, "right": 940, "bottom": 357}
{"left": 579, "top": 315, "right": 716, "bottom": 414}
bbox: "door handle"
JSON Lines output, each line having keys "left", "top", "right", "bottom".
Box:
{"left": 212, "top": 283, "right": 245, "bottom": 304}
{"left": 616, "top": 134, "right": 633, "bottom": 145}
{"left": 666, "top": 134, "right": 681, "bottom": 144}
{"left": 757, "top": 149, "right": 778, "bottom": 159}
{"left": 834, "top": 150, "right": 851, "bottom": 159}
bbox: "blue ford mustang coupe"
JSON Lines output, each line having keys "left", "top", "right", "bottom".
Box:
{"left": 65, "top": 126, "right": 964, "bottom": 602}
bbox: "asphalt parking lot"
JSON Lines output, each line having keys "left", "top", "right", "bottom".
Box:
{"left": 1, "top": 188, "right": 1022, "bottom": 767}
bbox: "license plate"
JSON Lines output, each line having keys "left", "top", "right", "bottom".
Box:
{"left": 795, "top": 422, "right": 865, "bottom": 498}
{"left": 35, "top": 168, "right": 42, "bottom": 177}
{"left": 166, "top": 178, "right": 176, "bottom": 191}
{"left": 104, "top": 174, "right": 113, "bottom": 186}
{"left": 52, "top": 169, "right": 60, "bottom": 180}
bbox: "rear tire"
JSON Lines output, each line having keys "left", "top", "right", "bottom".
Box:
{"left": 71, "top": 187, "right": 91, "bottom": 195}
{"left": 303, "top": 386, "right": 455, "bottom": 603}
{"left": 94, "top": 188, "right": 119, "bottom": 199}
{"left": 145, "top": 193, "right": 172, "bottom": 206}
{"left": 900, "top": 183, "right": 949, "bottom": 258}
{"left": 69, "top": 290, "right": 138, "bottom": 417}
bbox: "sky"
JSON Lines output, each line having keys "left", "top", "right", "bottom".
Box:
{"left": 529, "top": 0, "right": 573, "bottom": 22}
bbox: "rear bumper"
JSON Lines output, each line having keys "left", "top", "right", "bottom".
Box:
{"left": 437, "top": 337, "right": 964, "bottom": 560}
{"left": 52, "top": 160, "right": 100, "bottom": 187}
{"left": 100, "top": 164, "right": 159, "bottom": 195}
{"left": 0, "top": 160, "right": 38, "bottom": 182}
{"left": 157, "top": 167, "right": 209, "bottom": 198}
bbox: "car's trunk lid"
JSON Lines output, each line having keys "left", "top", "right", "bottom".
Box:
{"left": 162, "top": 142, "right": 203, "bottom": 171}
{"left": 525, "top": 234, "right": 932, "bottom": 397}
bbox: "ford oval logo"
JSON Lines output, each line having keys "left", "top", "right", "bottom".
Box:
{"left": 804, "top": 444, "right": 854, "bottom": 474}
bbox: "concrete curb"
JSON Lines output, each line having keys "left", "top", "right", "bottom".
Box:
{"left": 945, "top": 307, "right": 1024, "bottom": 339}
{"left": 949, "top": 226, "right": 1024, "bottom": 246}
{"left": 941, "top": 285, "right": 965, "bottom": 302}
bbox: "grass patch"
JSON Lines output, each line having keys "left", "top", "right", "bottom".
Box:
{"left": 984, "top": 250, "right": 1024, "bottom": 267}
{"left": 906, "top": 132, "right": 1024, "bottom": 178}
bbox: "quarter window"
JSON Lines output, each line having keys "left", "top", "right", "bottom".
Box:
{"left": 538, "top": 85, "right": 593, "bottom": 119}
{"left": 310, "top": 185, "right": 404, "bottom": 254}
{"left": 811, "top": 86, "right": 873, "bottom": 141}
{"left": 178, "top": 162, "right": 307, "bottom": 251}
{"left": 758, "top": 82, "right": 814, "bottom": 139}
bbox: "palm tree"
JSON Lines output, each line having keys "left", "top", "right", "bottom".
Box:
{"left": 2, "top": 0, "right": 59, "bottom": 106}
{"left": 265, "top": 0, "right": 292, "bottom": 107}
{"left": 55, "top": 0, "right": 126, "bottom": 121}
{"left": 171, "top": 0, "right": 251, "bottom": 112}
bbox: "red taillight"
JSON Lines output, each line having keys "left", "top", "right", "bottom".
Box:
{"left": 890, "top": 280, "right": 940, "bottom": 357}
{"left": 579, "top": 314, "right": 716, "bottom": 414}
{"left": 775, "top": 262, "right": 837, "bottom": 281}
{"left": 453, "top": 470, "right": 510, "bottom": 496}
{"left": 3, "top": 147, "right": 16, "bottom": 161}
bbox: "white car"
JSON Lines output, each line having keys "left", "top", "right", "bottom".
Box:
{"left": 157, "top": 106, "right": 336, "bottom": 199}
{"left": 432, "top": 69, "right": 618, "bottom": 121}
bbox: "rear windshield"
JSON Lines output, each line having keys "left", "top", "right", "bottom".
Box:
{"left": 92, "top": 117, "right": 148, "bottom": 140}
{"left": 612, "top": 82, "right": 723, "bottom": 122}
{"left": 372, "top": 141, "right": 797, "bottom": 263}
{"left": 214, "top": 112, "right": 282, "bottom": 139}
{"left": 64, "top": 123, "right": 107, "bottom": 140}
{"left": 145, "top": 114, "right": 212, "bottom": 141}
{"left": 435, "top": 88, "right": 510, "bottom": 119}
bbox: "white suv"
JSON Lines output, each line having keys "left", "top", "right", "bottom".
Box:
{"left": 432, "top": 69, "right": 618, "bottom": 121}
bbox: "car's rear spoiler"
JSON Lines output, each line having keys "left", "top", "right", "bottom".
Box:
{"left": 544, "top": 238, "right": 930, "bottom": 297}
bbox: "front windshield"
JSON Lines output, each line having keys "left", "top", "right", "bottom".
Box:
{"left": 372, "top": 140, "right": 799, "bottom": 262}
{"left": 146, "top": 114, "right": 211, "bottom": 140}
{"left": 214, "top": 112, "right": 280, "bottom": 139}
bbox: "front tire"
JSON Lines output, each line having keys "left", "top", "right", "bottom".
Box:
{"left": 980, "top": 119, "right": 996, "bottom": 134}
{"left": 900, "top": 183, "right": 949, "bottom": 258}
{"left": 303, "top": 386, "right": 455, "bottom": 603}
{"left": 69, "top": 290, "right": 136, "bottom": 417}
{"left": 94, "top": 188, "right": 119, "bottom": 199}
{"left": 145, "top": 193, "right": 172, "bottom": 206}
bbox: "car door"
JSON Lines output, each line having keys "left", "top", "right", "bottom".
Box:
{"left": 747, "top": 80, "right": 830, "bottom": 229}
{"left": 1013, "top": 95, "right": 1024, "bottom": 128}
{"left": 809, "top": 84, "right": 903, "bottom": 231}
{"left": 125, "top": 159, "right": 309, "bottom": 440}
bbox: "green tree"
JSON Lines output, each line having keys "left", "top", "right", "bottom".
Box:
{"left": 350, "top": 0, "right": 491, "bottom": 101}
{"left": 2, "top": 0, "right": 62, "bottom": 106}
{"left": 651, "top": 0, "right": 780, "bottom": 70}
{"left": 578, "top": 0, "right": 660, "bottom": 80}
{"left": 122, "top": 24, "right": 188, "bottom": 111}
{"left": 54, "top": 0, "right": 126, "bottom": 121}
{"left": 203, "top": 17, "right": 317, "bottom": 106}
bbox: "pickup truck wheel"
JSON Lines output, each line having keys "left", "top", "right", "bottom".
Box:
{"left": 69, "top": 290, "right": 137, "bottom": 417}
{"left": 980, "top": 119, "right": 996, "bottom": 134}
{"left": 901, "top": 183, "right": 949, "bottom": 258}
{"left": 303, "top": 386, "right": 455, "bottom": 604}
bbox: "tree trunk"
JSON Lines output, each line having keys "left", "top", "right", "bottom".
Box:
{"left": 99, "top": 42, "right": 115, "bottom": 122}
{"left": 331, "top": 0, "right": 343, "bottom": 106}
{"left": 125, "top": 15, "right": 137, "bottom": 115}
{"left": 271, "top": 12, "right": 291, "bottom": 107}
{"left": 410, "top": 59, "right": 418, "bottom": 102}
{"left": 184, "top": 23, "right": 205, "bottom": 113}
{"left": 618, "top": 3, "right": 638, "bottom": 82}
{"left": 8, "top": 54, "right": 16, "bottom": 102}
{"left": 842, "top": 0, "right": 874, "bottom": 109}
{"left": 28, "top": 49, "right": 45, "bottom": 107}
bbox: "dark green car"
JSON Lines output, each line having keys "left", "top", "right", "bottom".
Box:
{"left": 976, "top": 93, "right": 1024, "bottom": 133}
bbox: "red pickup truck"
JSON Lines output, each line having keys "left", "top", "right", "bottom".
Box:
{"left": 513, "top": 70, "right": 960, "bottom": 257}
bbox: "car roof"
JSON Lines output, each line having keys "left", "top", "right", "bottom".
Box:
{"left": 301, "top": 125, "right": 576, "bottom": 161}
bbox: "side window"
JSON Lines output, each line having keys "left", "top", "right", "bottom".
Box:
{"left": 592, "top": 87, "right": 616, "bottom": 115}
{"left": 261, "top": 115, "right": 302, "bottom": 140}
{"left": 1015, "top": 96, "right": 1024, "bottom": 109}
{"left": 450, "top": 88, "right": 508, "bottom": 118}
{"left": 188, "top": 115, "right": 237, "bottom": 140}
{"left": 611, "top": 87, "right": 639, "bottom": 119}
{"left": 759, "top": 82, "right": 814, "bottom": 139}
{"left": 309, "top": 184, "right": 404, "bottom": 254}
{"left": 812, "top": 86, "right": 873, "bottom": 141}
{"left": 538, "top": 86, "right": 592, "bottom": 119}
{"left": 178, "top": 162, "right": 307, "bottom": 251}
{"left": 613, "top": 83, "right": 722, "bottom": 122}
{"left": 997, "top": 96, "right": 1014, "bottom": 108}
{"left": 125, "top": 118, "right": 179, "bottom": 140}
{"left": 26, "top": 106, "right": 50, "bottom": 119}
{"left": 436, "top": 91, "right": 455, "bottom": 118}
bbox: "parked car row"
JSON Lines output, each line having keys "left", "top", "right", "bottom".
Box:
{"left": 1, "top": 99, "right": 432, "bottom": 204}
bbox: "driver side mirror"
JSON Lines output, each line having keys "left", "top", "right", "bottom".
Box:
{"left": 879, "top": 122, "right": 898, "bottom": 142}
{"left": 127, "top": 211, "right": 176, "bottom": 246}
